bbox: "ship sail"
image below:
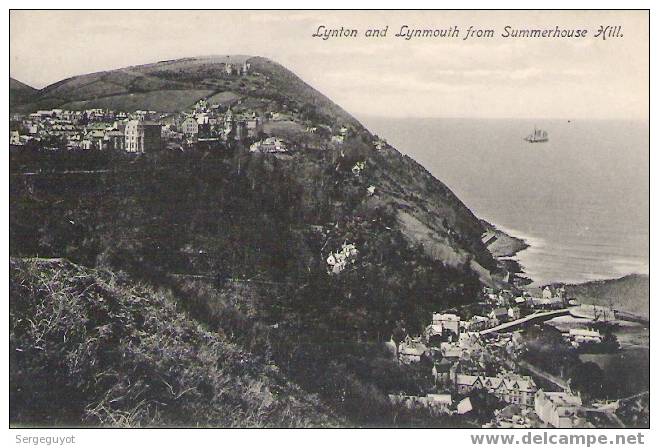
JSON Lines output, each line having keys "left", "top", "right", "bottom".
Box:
{"left": 524, "top": 126, "right": 549, "bottom": 143}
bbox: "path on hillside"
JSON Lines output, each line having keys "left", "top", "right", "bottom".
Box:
{"left": 517, "top": 360, "right": 569, "bottom": 391}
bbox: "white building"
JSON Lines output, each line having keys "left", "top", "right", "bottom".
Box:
{"left": 567, "top": 328, "right": 602, "bottom": 346}
{"left": 181, "top": 117, "right": 199, "bottom": 136}
{"left": 125, "top": 120, "right": 162, "bottom": 153}
{"left": 432, "top": 313, "right": 460, "bottom": 335}
{"left": 534, "top": 389, "right": 582, "bottom": 428}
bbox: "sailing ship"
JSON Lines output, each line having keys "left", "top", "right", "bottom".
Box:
{"left": 524, "top": 127, "right": 549, "bottom": 143}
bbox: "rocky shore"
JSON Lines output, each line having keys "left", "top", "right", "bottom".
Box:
{"left": 481, "top": 220, "right": 533, "bottom": 287}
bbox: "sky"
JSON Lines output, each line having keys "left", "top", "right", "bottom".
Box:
{"left": 9, "top": 10, "right": 649, "bottom": 120}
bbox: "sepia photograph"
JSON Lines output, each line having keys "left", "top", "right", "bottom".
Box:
{"left": 6, "top": 7, "right": 651, "bottom": 435}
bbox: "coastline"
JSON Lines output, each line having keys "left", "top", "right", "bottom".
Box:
{"left": 483, "top": 220, "right": 650, "bottom": 318}
{"left": 481, "top": 220, "right": 533, "bottom": 287}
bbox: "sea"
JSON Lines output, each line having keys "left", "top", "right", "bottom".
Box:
{"left": 359, "top": 117, "right": 649, "bottom": 286}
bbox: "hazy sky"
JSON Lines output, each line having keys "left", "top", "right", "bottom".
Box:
{"left": 10, "top": 10, "right": 648, "bottom": 120}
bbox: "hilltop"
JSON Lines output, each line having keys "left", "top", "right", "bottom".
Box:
{"left": 563, "top": 274, "right": 649, "bottom": 318}
{"left": 10, "top": 77, "right": 37, "bottom": 108}
{"left": 10, "top": 56, "right": 359, "bottom": 126}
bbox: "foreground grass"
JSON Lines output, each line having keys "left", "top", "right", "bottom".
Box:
{"left": 9, "top": 258, "right": 340, "bottom": 427}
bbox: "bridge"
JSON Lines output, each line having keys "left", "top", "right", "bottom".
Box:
{"left": 479, "top": 309, "right": 570, "bottom": 336}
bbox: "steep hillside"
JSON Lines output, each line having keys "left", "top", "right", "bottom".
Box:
{"left": 11, "top": 55, "right": 499, "bottom": 279}
{"left": 563, "top": 274, "right": 649, "bottom": 318}
{"left": 10, "top": 77, "right": 37, "bottom": 108}
{"left": 10, "top": 55, "right": 510, "bottom": 426}
{"left": 10, "top": 257, "right": 341, "bottom": 427}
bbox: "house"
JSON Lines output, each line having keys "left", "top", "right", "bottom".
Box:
{"left": 397, "top": 336, "right": 428, "bottom": 364}
{"left": 514, "top": 296, "right": 527, "bottom": 305}
{"left": 468, "top": 315, "right": 490, "bottom": 331}
{"left": 487, "top": 404, "right": 536, "bottom": 428}
{"left": 104, "top": 130, "right": 125, "bottom": 151}
{"left": 424, "top": 323, "right": 444, "bottom": 344}
{"left": 125, "top": 120, "right": 162, "bottom": 153}
{"left": 433, "top": 313, "right": 460, "bottom": 335}
{"left": 488, "top": 307, "right": 509, "bottom": 325}
{"left": 250, "top": 137, "right": 288, "bottom": 153}
{"left": 567, "top": 328, "right": 602, "bottom": 346}
{"left": 331, "top": 134, "right": 345, "bottom": 144}
{"left": 326, "top": 242, "right": 358, "bottom": 274}
{"left": 80, "top": 138, "right": 93, "bottom": 150}
{"left": 439, "top": 342, "right": 463, "bottom": 361}
{"left": 432, "top": 357, "right": 454, "bottom": 386}
{"left": 453, "top": 372, "right": 537, "bottom": 407}
{"left": 542, "top": 286, "right": 565, "bottom": 302}
{"left": 246, "top": 115, "right": 263, "bottom": 137}
{"left": 508, "top": 306, "right": 521, "bottom": 321}
{"left": 241, "top": 61, "right": 251, "bottom": 75}
{"left": 528, "top": 296, "right": 563, "bottom": 309}
{"left": 457, "top": 397, "right": 473, "bottom": 414}
{"left": 181, "top": 117, "right": 199, "bottom": 136}
{"left": 351, "top": 161, "right": 365, "bottom": 176}
{"left": 542, "top": 286, "right": 556, "bottom": 300}
{"left": 421, "top": 394, "right": 453, "bottom": 414}
{"left": 84, "top": 129, "right": 105, "bottom": 150}
{"left": 235, "top": 121, "right": 248, "bottom": 141}
{"left": 534, "top": 389, "right": 582, "bottom": 428}
{"left": 223, "top": 108, "right": 235, "bottom": 135}
{"left": 10, "top": 130, "right": 21, "bottom": 145}
{"left": 373, "top": 137, "right": 387, "bottom": 150}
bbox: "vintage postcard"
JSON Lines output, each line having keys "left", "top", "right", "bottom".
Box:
{"left": 7, "top": 7, "right": 651, "bottom": 439}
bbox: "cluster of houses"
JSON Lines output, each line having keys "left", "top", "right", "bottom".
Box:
{"left": 10, "top": 101, "right": 380, "bottom": 157}
{"left": 326, "top": 241, "right": 359, "bottom": 274}
{"left": 390, "top": 283, "right": 600, "bottom": 428}
{"left": 174, "top": 101, "right": 265, "bottom": 147}
{"left": 10, "top": 108, "right": 152, "bottom": 151}
{"left": 485, "top": 391, "right": 593, "bottom": 429}
{"left": 9, "top": 102, "right": 275, "bottom": 154}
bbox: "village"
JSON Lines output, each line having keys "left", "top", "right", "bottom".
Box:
{"left": 9, "top": 60, "right": 388, "bottom": 157}
{"left": 383, "top": 282, "right": 640, "bottom": 429}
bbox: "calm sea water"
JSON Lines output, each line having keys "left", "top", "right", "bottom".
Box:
{"left": 359, "top": 117, "right": 649, "bottom": 285}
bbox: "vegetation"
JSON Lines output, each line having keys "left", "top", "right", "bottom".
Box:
{"left": 10, "top": 258, "right": 340, "bottom": 427}
{"left": 564, "top": 274, "right": 650, "bottom": 318}
{"left": 9, "top": 55, "right": 501, "bottom": 427}
{"left": 10, "top": 145, "right": 484, "bottom": 426}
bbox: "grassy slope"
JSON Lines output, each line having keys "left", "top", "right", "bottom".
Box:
{"left": 60, "top": 90, "right": 214, "bottom": 113}
{"left": 563, "top": 274, "right": 649, "bottom": 318}
{"left": 10, "top": 77, "right": 37, "bottom": 108}
{"left": 10, "top": 258, "right": 340, "bottom": 427}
